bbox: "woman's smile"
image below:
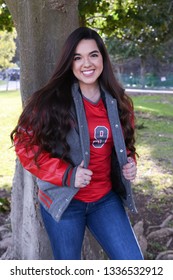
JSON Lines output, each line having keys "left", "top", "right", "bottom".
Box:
{"left": 82, "top": 69, "right": 95, "bottom": 76}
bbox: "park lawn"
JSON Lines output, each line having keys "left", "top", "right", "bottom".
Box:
{"left": 131, "top": 94, "right": 173, "bottom": 195}
{"left": 133, "top": 94, "right": 173, "bottom": 118}
{"left": 130, "top": 94, "right": 173, "bottom": 259}
{"left": 0, "top": 90, "right": 22, "bottom": 189}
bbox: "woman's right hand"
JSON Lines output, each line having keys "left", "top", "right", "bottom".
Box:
{"left": 74, "top": 160, "right": 93, "bottom": 188}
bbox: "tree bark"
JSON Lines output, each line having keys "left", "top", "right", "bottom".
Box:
{"left": 140, "top": 55, "right": 146, "bottom": 89}
{"left": 3, "top": 0, "right": 79, "bottom": 260}
{"left": 5, "top": 0, "right": 79, "bottom": 104}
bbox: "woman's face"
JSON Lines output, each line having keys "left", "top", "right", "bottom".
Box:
{"left": 72, "top": 39, "right": 103, "bottom": 88}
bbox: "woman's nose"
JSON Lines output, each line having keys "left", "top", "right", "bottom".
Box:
{"left": 83, "top": 57, "right": 91, "bottom": 67}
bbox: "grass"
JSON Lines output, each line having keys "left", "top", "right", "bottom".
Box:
{"left": 133, "top": 95, "right": 173, "bottom": 118}
{"left": 132, "top": 94, "right": 173, "bottom": 196}
{"left": 0, "top": 90, "right": 22, "bottom": 189}
{"left": 130, "top": 94, "right": 173, "bottom": 259}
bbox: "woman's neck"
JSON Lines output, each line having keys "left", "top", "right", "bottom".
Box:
{"left": 80, "top": 83, "right": 101, "bottom": 103}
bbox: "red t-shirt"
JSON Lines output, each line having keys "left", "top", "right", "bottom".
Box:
{"left": 74, "top": 97, "right": 114, "bottom": 202}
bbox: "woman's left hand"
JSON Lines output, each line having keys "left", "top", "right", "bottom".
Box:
{"left": 122, "top": 157, "right": 137, "bottom": 182}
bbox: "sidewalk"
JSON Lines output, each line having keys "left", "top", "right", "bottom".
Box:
{"left": 126, "top": 88, "right": 173, "bottom": 95}
{"left": 0, "top": 80, "right": 20, "bottom": 91}
{"left": 0, "top": 81, "right": 173, "bottom": 95}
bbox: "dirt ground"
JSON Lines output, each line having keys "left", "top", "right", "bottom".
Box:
{"left": 0, "top": 189, "right": 11, "bottom": 223}
{"left": 0, "top": 189, "right": 11, "bottom": 257}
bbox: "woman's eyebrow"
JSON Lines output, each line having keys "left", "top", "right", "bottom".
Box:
{"left": 89, "top": 50, "right": 99, "bottom": 55}
{"left": 74, "top": 50, "right": 99, "bottom": 56}
{"left": 73, "top": 53, "right": 81, "bottom": 56}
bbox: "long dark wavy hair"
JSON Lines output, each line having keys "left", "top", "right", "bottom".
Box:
{"left": 11, "top": 27, "right": 136, "bottom": 163}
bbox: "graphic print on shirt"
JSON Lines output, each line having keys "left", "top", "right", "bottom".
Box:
{"left": 92, "top": 125, "right": 109, "bottom": 148}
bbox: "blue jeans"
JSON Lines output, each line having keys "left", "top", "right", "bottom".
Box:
{"left": 40, "top": 191, "right": 143, "bottom": 260}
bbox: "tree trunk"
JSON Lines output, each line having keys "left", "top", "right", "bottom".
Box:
{"left": 3, "top": 0, "right": 79, "bottom": 260}
{"left": 140, "top": 55, "right": 146, "bottom": 89}
{"left": 5, "top": 0, "right": 79, "bottom": 104}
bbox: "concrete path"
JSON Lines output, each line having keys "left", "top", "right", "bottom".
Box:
{"left": 0, "top": 80, "right": 20, "bottom": 91}
{"left": 0, "top": 81, "right": 173, "bottom": 95}
{"left": 126, "top": 88, "right": 173, "bottom": 95}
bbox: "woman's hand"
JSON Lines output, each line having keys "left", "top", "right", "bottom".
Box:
{"left": 74, "top": 160, "right": 93, "bottom": 188}
{"left": 122, "top": 157, "right": 137, "bottom": 182}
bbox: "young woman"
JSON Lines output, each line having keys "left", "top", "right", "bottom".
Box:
{"left": 11, "top": 27, "right": 143, "bottom": 260}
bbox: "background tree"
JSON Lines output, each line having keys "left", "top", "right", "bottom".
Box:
{"left": 79, "top": 0, "right": 173, "bottom": 46}
{"left": 0, "top": 29, "right": 16, "bottom": 69}
{"left": 0, "top": 0, "right": 13, "bottom": 31}
{"left": 79, "top": 0, "right": 173, "bottom": 86}
{"left": 2, "top": 0, "right": 80, "bottom": 260}
{"left": 1, "top": 0, "right": 173, "bottom": 85}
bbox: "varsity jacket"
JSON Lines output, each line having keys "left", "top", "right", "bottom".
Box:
{"left": 15, "top": 82, "right": 137, "bottom": 222}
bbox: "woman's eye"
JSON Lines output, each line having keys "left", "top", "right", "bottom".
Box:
{"left": 74, "top": 56, "right": 81, "bottom": 61}
{"left": 91, "top": 53, "right": 99, "bottom": 57}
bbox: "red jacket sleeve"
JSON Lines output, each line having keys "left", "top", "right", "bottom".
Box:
{"left": 14, "top": 133, "right": 72, "bottom": 186}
